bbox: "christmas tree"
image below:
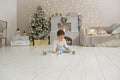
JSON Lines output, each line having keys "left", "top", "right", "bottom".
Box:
{"left": 30, "top": 5, "right": 51, "bottom": 40}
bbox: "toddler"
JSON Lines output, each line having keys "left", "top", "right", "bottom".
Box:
{"left": 53, "top": 30, "right": 70, "bottom": 54}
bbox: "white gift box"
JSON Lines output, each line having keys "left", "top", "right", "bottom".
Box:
{"left": 11, "top": 36, "right": 30, "bottom": 46}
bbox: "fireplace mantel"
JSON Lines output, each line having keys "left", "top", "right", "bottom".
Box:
{"left": 50, "top": 15, "right": 80, "bottom": 45}
{"left": 51, "top": 16, "right": 79, "bottom": 32}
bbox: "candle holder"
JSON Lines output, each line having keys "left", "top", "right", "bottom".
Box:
{"left": 43, "top": 51, "right": 47, "bottom": 55}
{"left": 72, "top": 51, "right": 75, "bottom": 55}
{"left": 41, "top": 44, "right": 47, "bottom": 55}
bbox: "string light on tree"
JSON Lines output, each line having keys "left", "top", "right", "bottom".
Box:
{"left": 30, "top": 5, "right": 51, "bottom": 40}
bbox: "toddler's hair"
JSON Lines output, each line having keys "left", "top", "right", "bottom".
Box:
{"left": 57, "top": 29, "right": 65, "bottom": 36}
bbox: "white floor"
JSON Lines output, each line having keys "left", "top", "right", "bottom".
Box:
{"left": 0, "top": 46, "right": 120, "bottom": 80}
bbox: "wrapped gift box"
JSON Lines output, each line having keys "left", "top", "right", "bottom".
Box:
{"left": 11, "top": 36, "right": 30, "bottom": 46}
{"left": 30, "top": 40, "right": 33, "bottom": 46}
{"left": 34, "top": 40, "right": 49, "bottom": 46}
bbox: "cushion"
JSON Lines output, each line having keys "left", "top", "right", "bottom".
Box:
{"left": 97, "top": 29, "right": 107, "bottom": 35}
{"left": 105, "top": 24, "right": 120, "bottom": 34}
{"left": 86, "top": 28, "right": 97, "bottom": 35}
{"left": 112, "top": 27, "right": 120, "bottom": 35}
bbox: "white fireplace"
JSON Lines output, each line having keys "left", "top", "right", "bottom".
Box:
{"left": 50, "top": 16, "right": 80, "bottom": 45}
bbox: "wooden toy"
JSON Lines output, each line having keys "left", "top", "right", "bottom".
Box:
{"left": 66, "top": 48, "right": 71, "bottom": 53}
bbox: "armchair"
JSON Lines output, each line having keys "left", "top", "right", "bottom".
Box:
{"left": 80, "top": 27, "right": 119, "bottom": 46}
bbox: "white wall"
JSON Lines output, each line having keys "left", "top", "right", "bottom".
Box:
{"left": 0, "top": 0, "right": 17, "bottom": 44}
{"left": 17, "top": 0, "right": 120, "bottom": 31}
{"left": 17, "top": 0, "right": 29, "bottom": 33}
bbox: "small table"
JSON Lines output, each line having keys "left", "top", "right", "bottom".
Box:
{"left": 0, "top": 37, "right": 2, "bottom": 48}
{"left": 119, "top": 34, "right": 120, "bottom": 39}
